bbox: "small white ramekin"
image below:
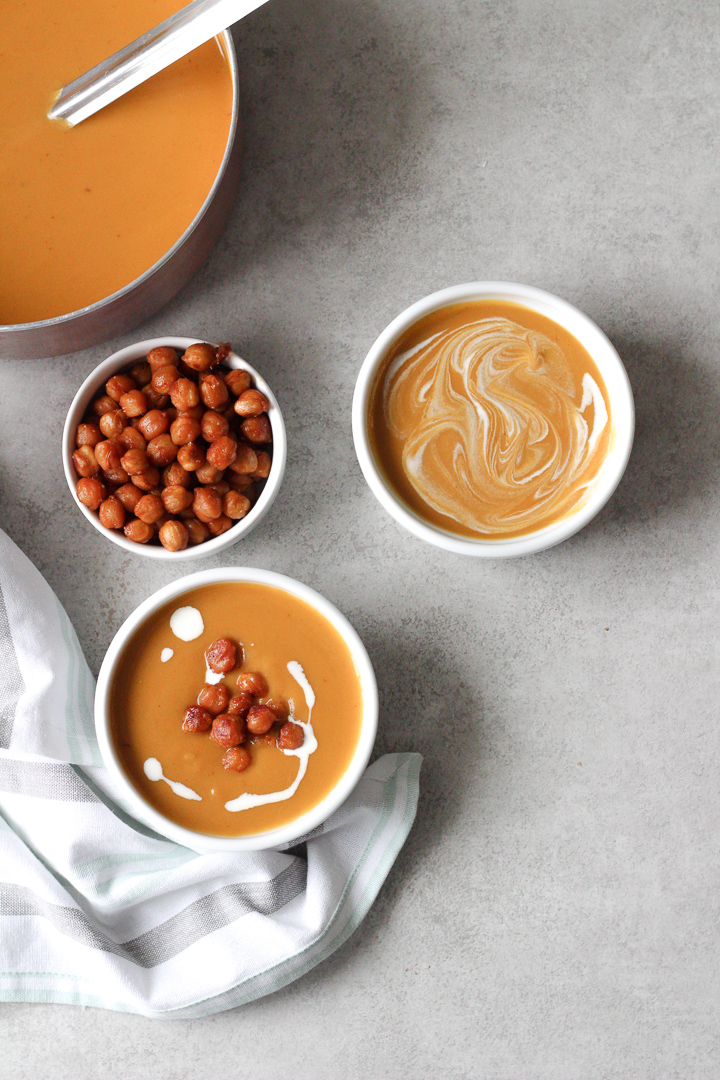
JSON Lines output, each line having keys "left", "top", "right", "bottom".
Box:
{"left": 62, "top": 337, "right": 287, "bottom": 561}
{"left": 352, "top": 282, "right": 635, "bottom": 558}
{"left": 94, "top": 567, "right": 379, "bottom": 853}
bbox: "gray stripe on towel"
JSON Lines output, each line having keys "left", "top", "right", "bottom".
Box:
{"left": 0, "top": 861, "right": 306, "bottom": 967}
{"left": 0, "top": 760, "right": 97, "bottom": 802}
{"left": 0, "top": 585, "right": 24, "bottom": 748}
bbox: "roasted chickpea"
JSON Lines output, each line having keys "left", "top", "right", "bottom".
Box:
{"left": 134, "top": 493, "right": 165, "bottom": 524}
{"left": 210, "top": 714, "right": 246, "bottom": 748}
{"left": 76, "top": 477, "right": 104, "bottom": 509}
{"left": 241, "top": 415, "right": 272, "bottom": 444}
{"left": 185, "top": 518, "right": 211, "bottom": 546}
{"left": 75, "top": 422, "right": 102, "bottom": 448}
{"left": 206, "top": 435, "right": 237, "bottom": 470}
{"left": 210, "top": 480, "right": 230, "bottom": 496}
{"left": 169, "top": 377, "right": 200, "bottom": 411}
{"left": 158, "top": 519, "right": 188, "bottom": 552}
{"left": 115, "top": 483, "right": 143, "bottom": 513}
{"left": 98, "top": 496, "right": 125, "bottom": 530}
{"left": 227, "top": 473, "right": 255, "bottom": 493}
{"left": 200, "top": 410, "right": 229, "bottom": 442}
{"left": 236, "top": 671, "right": 268, "bottom": 697}
{"left": 106, "top": 374, "right": 136, "bottom": 402}
{"left": 146, "top": 433, "right": 178, "bottom": 467}
{"left": 277, "top": 721, "right": 304, "bottom": 750}
{"left": 129, "top": 360, "right": 152, "bottom": 387}
{"left": 99, "top": 409, "right": 127, "bottom": 439}
{"left": 223, "top": 491, "right": 251, "bottom": 520}
{"left": 163, "top": 461, "right": 192, "bottom": 488}
{"left": 91, "top": 394, "right": 117, "bottom": 417}
{"left": 207, "top": 515, "right": 233, "bottom": 537}
{"left": 227, "top": 444, "right": 257, "bottom": 475}
{"left": 130, "top": 466, "right": 161, "bottom": 492}
{"left": 123, "top": 519, "right": 154, "bottom": 544}
{"left": 246, "top": 704, "right": 276, "bottom": 736}
{"left": 119, "top": 389, "right": 147, "bottom": 418}
{"left": 192, "top": 486, "right": 222, "bottom": 522}
{"left": 117, "top": 426, "right": 147, "bottom": 452}
{"left": 228, "top": 693, "right": 253, "bottom": 717}
{"left": 162, "top": 485, "right": 193, "bottom": 514}
{"left": 197, "top": 683, "right": 230, "bottom": 715}
{"left": 224, "top": 368, "right": 252, "bottom": 396}
{"left": 102, "top": 465, "right": 130, "bottom": 486}
{"left": 195, "top": 462, "right": 224, "bottom": 485}
{"left": 251, "top": 451, "right": 272, "bottom": 479}
{"left": 143, "top": 386, "right": 170, "bottom": 410}
{"left": 151, "top": 365, "right": 180, "bottom": 395}
{"left": 223, "top": 746, "right": 251, "bottom": 772}
{"left": 72, "top": 446, "right": 100, "bottom": 478}
{"left": 137, "top": 409, "right": 170, "bottom": 441}
{"left": 265, "top": 698, "right": 289, "bottom": 721}
{"left": 182, "top": 342, "right": 217, "bottom": 372}
{"left": 177, "top": 443, "right": 205, "bottom": 472}
{"left": 94, "top": 439, "right": 122, "bottom": 472}
{"left": 120, "top": 449, "right": 149, "bottom": 476}
{"left": 147, "top": 346, "right": 179, "bottom": 371}
{"left": 206, "top": 638, "right": 238, "bottom": 674}
{"left": 234, "top": 389, "right": 269, "bottom": 417}
{"left": 199, "top": 372, "right": 229, "bottom": 409}
{"left": 182, "top": 706, "right": 213, "bottom": 733}
{"left": 170, "top": 415, "right": 201, "bottom": 446}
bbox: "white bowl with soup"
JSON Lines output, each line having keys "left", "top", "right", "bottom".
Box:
{"left": 353, "top": 282, "right": 635, "bottom": 558}
{"left": 94, "top": 568, "right": 378, "bottom": 852}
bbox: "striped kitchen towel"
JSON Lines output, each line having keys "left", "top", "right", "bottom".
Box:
{"left": 0, "top": 529, "right": 420, "bottom": 1018}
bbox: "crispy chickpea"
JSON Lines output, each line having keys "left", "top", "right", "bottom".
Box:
{"left": 192, "top": 487, "right": 222, "bottom": 522}
{"left": 206, "top": 638, "right": 238, "bottom": 674}
{"left": 265, "top": 699, "right": 289, "bottom": 721}
{"left": 106, "top": 374, "right": 136, "bottom": 402}
{"left": 200, "top": 410, "right": 229, "bottom": 442}
{"left": 137, "top": 409, "right": 169, "bottom": 440}
{"left": 158, "top": 519, "right": 188, "bottom": 552}
{"left": 120, "top": 448, "right": 149, "bottom": 476}
{"left": 98, "top": 496, "right": 125, "bottom": 530}
{"left": 227, "top": 473, "right": 254, "bottom": 493}
{"left": 210, "top": 714, "right": 246, "bottom": 748}
{"left": 72, "top": 446, "right": 100, "bottom": 478}
{"left": 103, "top": 465, "right": 130, "bottom": 486}
{"left": 99, "top": 409, "right": 127, "bottom": 439}
{"left": 169, "top": 377, "right": 200, "bottom": 411}
{"left": 151, "top": 365, "right": 180, "bottom": 395}
{"left": 170, "top": 415, "right": 201, "bottom": 446}
{"left": 134, "top": 493, "right": 165, "bottom": 524}
{"left": 130, "top": 466, "right": 161, "bottom": 492}
{"left": 199, "top": 372, "right": 229, "bottom": 409}
{"left": 177, "top": 443, "right": 205, "bottom": 472}
{"left": 223, "top": 491, "right": 251, "bottom": 520}
{"left": 182, "top": 342, "right": 217, "bottom": 372}
{"left": 147, "top": 346, "right": 179, "bottom": 371}
{"left": 179, "top": 403, "right": 205, "bottom": 420}
{"left": 216, "top": 342, "right": 231, "bottom": 363}
{"left": 224, "top": 368, "right": 252, "bottom": 396}
{"left": 76, "top": 477, "right": 104, "bottom": 510}
{"left": 153, "top": 512, "right": 172, "bottom": 533}
{"left": 211, "top": 480, "right": 230, "bottom": 496}
{"left": 197, "top": 683, "right": 230, "bottom": 715}
{"left": 143, "top": 386, "right": 170, "bottom": 410}
{"left": 146, "top": 433, "right": 178, "bottom": 467}
{"left": 94, "top": 439, "right": 122, "bottom": 472}
{"left": 246, "top": 704, "right": 276, "bottom": 736}
{"left": 236, "top": 671, "right": 268, "bottom": 697}
{"left": 223, "top": 746, "right": 251, "bottom": 772}
{"left": 115, "top": 483, "right": 143, "bottom": 513}
{"left": 228, "top": 693, "right": 253, "bottom": 717}
{"left": 241, "top": 415, "right": 272, "bottom": 444}
{"left": 206, "top": 435, "right": 237, "bottom": 470}
{"left": 91, "top": 394, "right": 116, "bottom": 417}
{"left": 119, "top": 389, "right": 147, "bottom": 418}
{"left": 162, "top": 485, "right": 193, "bottom": 514}
{"left": 182, "top": 706, "right": 213, "bottom": 733}
{"left": 208, "top": 515, "right": 233, "bottom": 537}
{"left": 185, "top": 518, "right": 210, "bottom": 546}
{"left": 195, "top": 462, "right": 224, "bottom": 485}
{"left": 234, "top": 389, "right": 269, "bottom": 417}
{"left": 123, "top": 519, "right": 154, "bottom": 544}
{"left": 75, "top": 422, "right": 102, "bottom": 448}
{"left": 129, "top": 360, "right": 152, "bottom": 387}
{"left": 117, "top": 426, "right": 147, "bottom": 452}
{"left": 227, "top": 444, "right": 257, "bottom": 475}
{"left": 277, "top": 721, "right": 304, "bottom": 750}
{"left": 252, "top": 451, "right": 272, "bottom": 479}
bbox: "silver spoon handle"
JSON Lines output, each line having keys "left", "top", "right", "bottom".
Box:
{"left": 49, "top": 0, "right": 269, "bottom": 126}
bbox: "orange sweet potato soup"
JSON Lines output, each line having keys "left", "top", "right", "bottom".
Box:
{"left": 0, "top": 0, "right": 233, "bottom": 324}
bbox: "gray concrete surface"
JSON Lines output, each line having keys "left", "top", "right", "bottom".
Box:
{"left": 1, "top": 0, "right": 720, "bottom": 1075}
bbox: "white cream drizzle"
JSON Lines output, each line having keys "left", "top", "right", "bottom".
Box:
{"left": 143, "top": 757, "right": 202, "bottom": 801}
{"left": 169, "top": 606, "right": 204, "bottom": 642}
{"left": 225, "top": 660, "right": 318, "bottom": 813}
{"left": 161, "top": 648, "right": 174, "bottom": 663}
{"left": 204, "top": 667, "right": 225, "bottom": 685}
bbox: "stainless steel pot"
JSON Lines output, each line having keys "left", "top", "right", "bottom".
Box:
{"left": 0, "top": 31, "right": 242, "bottom": 361}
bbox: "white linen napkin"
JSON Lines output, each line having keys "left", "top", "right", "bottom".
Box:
{"left": 0, "top": 528, "right": 420, "bottom": 1018}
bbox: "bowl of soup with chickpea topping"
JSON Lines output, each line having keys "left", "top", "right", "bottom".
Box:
{"left": 94, "top": 569, "right": 378, "bottom": 852}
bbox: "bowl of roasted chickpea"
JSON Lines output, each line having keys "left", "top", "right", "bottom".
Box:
{"left": 62, "top": 338, "right": 286, "bottom": 559}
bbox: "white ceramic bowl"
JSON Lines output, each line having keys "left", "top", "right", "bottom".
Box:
{"left": 352, "top": 282, "right": 635, "bottom": 558}
{"left": 94, "top": 567, "right": 379, "bottom": 853}
{"left": 63, "top": 337, "right": 287, "bottom": 561}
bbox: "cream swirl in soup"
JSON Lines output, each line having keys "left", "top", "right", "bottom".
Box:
{"left": 369, "top": 301, "right": 613, "bottom": 540}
